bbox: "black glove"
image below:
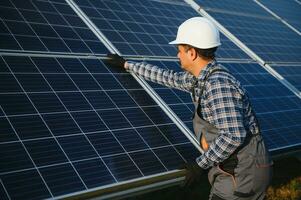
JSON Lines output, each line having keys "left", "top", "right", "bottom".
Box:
{"left": 105, "top": 53, "right": 126, "bottom": 68}
{"left": 181, "top": 162, "right": 204, "bottom": 188}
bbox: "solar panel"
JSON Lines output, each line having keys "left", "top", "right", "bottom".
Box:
{"left": 195, "top": 0, "right": 271, "bottom": 17}
{"left": 259, "top": 0, "right": 301, "bottom": 33}
{"left": 0, "top": 55, "right": 200, "bottom": 199}
{"left": 270, "top": 64, "right": 301, "bottom": 91}
{"left": 0, "top": 0, "right": 107, "bottom": 54}
{"left": 72, "top": 0, "right": 250, "bottom": 60}
{"left": 195, "top": 0, "right": 301, "bottom": 63}
{"left": 136, "top": 60, "right": 301, "bottom": 151}
{"left": 221, "top": 62, "right": 301, "bottom": 151}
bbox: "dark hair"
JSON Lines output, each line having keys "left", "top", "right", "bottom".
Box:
{"left": 184, "top": 44, "right": 217, "bottom": 60}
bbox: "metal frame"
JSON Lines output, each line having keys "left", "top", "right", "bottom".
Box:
{"left": 0, "top": 50, "right": 100, "bottom": 59}
{"left": 50, "top": 170, "right": 185, "bottom": 200}
{"left": 295, "top": 0, "right": 301, "bottom": 5}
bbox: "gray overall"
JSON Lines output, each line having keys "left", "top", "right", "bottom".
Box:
{"left": 192, "top": 68, "right": 273, "bottom": 200}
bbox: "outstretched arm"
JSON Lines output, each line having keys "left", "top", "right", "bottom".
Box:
{"left": 105, "top": 54, "right": 197, "bottom": 93}
{"left": 125, "top": 61, "right": 196, "bottom": 93}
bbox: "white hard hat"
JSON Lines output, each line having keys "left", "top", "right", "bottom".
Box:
{"left": 169, "top": 17, "right": 221, "bottom": 49}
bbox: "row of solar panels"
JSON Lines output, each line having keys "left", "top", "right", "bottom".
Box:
{"left": 0, "top": 0, "right": 300, "bottom": 199}
{"left": 1, "top": 0, "right": 301, "bottom": 61}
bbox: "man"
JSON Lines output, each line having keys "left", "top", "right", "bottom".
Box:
{"left": 106, "top": 17, "right": 272, "bottom": 200}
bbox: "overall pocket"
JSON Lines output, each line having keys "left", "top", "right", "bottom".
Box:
{"left": 209, "top": 165, "right": 238, "bottom": 199}
{"left": 252, "top": 144, "right": 273, "bottom": 193}
{"left": 233, "top": 154, "right": 255, "bottom": 197}
{"left": 233, "top": 135, "right": 273, "bottom": 198}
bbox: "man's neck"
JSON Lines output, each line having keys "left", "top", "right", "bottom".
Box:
{"left": 190, "top": 58, "right": 212, "bottom": 77}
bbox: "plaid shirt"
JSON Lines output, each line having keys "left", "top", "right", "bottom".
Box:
{"left": 126, "top": 60, "right": 259, "bottom": 169}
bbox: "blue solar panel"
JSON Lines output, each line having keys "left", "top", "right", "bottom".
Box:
{"left": 137, "top": 60, "right": 301, "bottom": 151}
{"left": 259, "top": 0, "right": 301, "bottom": 32}
{"left": 73, "top": 0, "right": 250, "bottom": 60}
{"left": 222, "top": 62, "right": 301, "bottom": 150}
{"left": 270, "top": 64, "right": 301, "bottom": 91}
{"left": 195, "top": 0, "right": 271, "bottom": 17}
{"left": 195, "top": 0, "right": 301, "bottom": 63}
{"left": 0, "top": 55, "right": 200, "bottom": 199}
{"left": 0, "top": 0, "right": 107, "bottom": 54}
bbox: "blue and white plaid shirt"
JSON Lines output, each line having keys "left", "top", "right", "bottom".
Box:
{"left": 126, "top": 60, "right": 260, "bottom": 169}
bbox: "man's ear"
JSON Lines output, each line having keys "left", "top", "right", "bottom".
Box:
{"left": 190, "top": 48, "right": 198, "bottom": 61}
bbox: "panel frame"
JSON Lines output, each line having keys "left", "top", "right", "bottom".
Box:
{"left": 52, "top": 169, "right": 185, "bottom": 200}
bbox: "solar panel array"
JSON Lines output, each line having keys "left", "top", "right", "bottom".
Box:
{"left": 252, "top": 0, "right": 301, "bottom": 91}
{"left": 0, "top": 0, "right": 107, "bottom": 54}
{"left": 195, "top": 0, "right": 301, "bottom": 63}
{"left": 259, "top": 0, "right": 301, "bottom": 33}
{"left": 1, "top": 0, "right": 301, "bottom": 199}
{"left": 221, "top": 62, "right": 301, "bottom": 150}
{"left": 0, "top": 55, "right": 199, "bottom": 199}
{"left": 73, "top": 0, "right": 250, "bottom": 59}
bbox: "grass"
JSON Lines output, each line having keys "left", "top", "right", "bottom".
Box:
{"left": 267, "top": 177, "right": 301, "bottom": 200}
{"left": 126, "top": 156, "right": 301, "bottom": 200}
{"left": 266, "top": 156, "right": 301, "bottom": 200}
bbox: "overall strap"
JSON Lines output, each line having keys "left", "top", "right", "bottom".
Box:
{"left": 197, "top": 67, "right": 229, "bottom": 119}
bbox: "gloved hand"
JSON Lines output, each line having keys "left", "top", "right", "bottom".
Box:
{"left": 105, "top": 53, "right": 126, "bottom": 69}
{"left": 181, "top": 162, "right": 204, "bottom": 188}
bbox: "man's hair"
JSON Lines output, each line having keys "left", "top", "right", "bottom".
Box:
{"left": 183, "top": 44, "right": 217, "bottom": 60}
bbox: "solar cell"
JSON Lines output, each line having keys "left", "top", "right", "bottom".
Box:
{"left": 1, "top": 169, "right": 51, "bottom": 200}
{"left": 259, "top": 0, "right": 301, "bottom": 33}
{"left": 0, "top": 0, "right": 107, "bottom": 54}
{"left": 270, "top": 64, "right": 301, "bottom": 91}
{"left": 0, "top": 55, "right": 200, "bottom": 199}
{"left": 73, "top": 0, "right": 250, "bottom": 60}
{"left": 195, "top": 0, "right": 301, "bottom": 63}
{"left": 136, "top": 59, "right": 301, "bottom": 151}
